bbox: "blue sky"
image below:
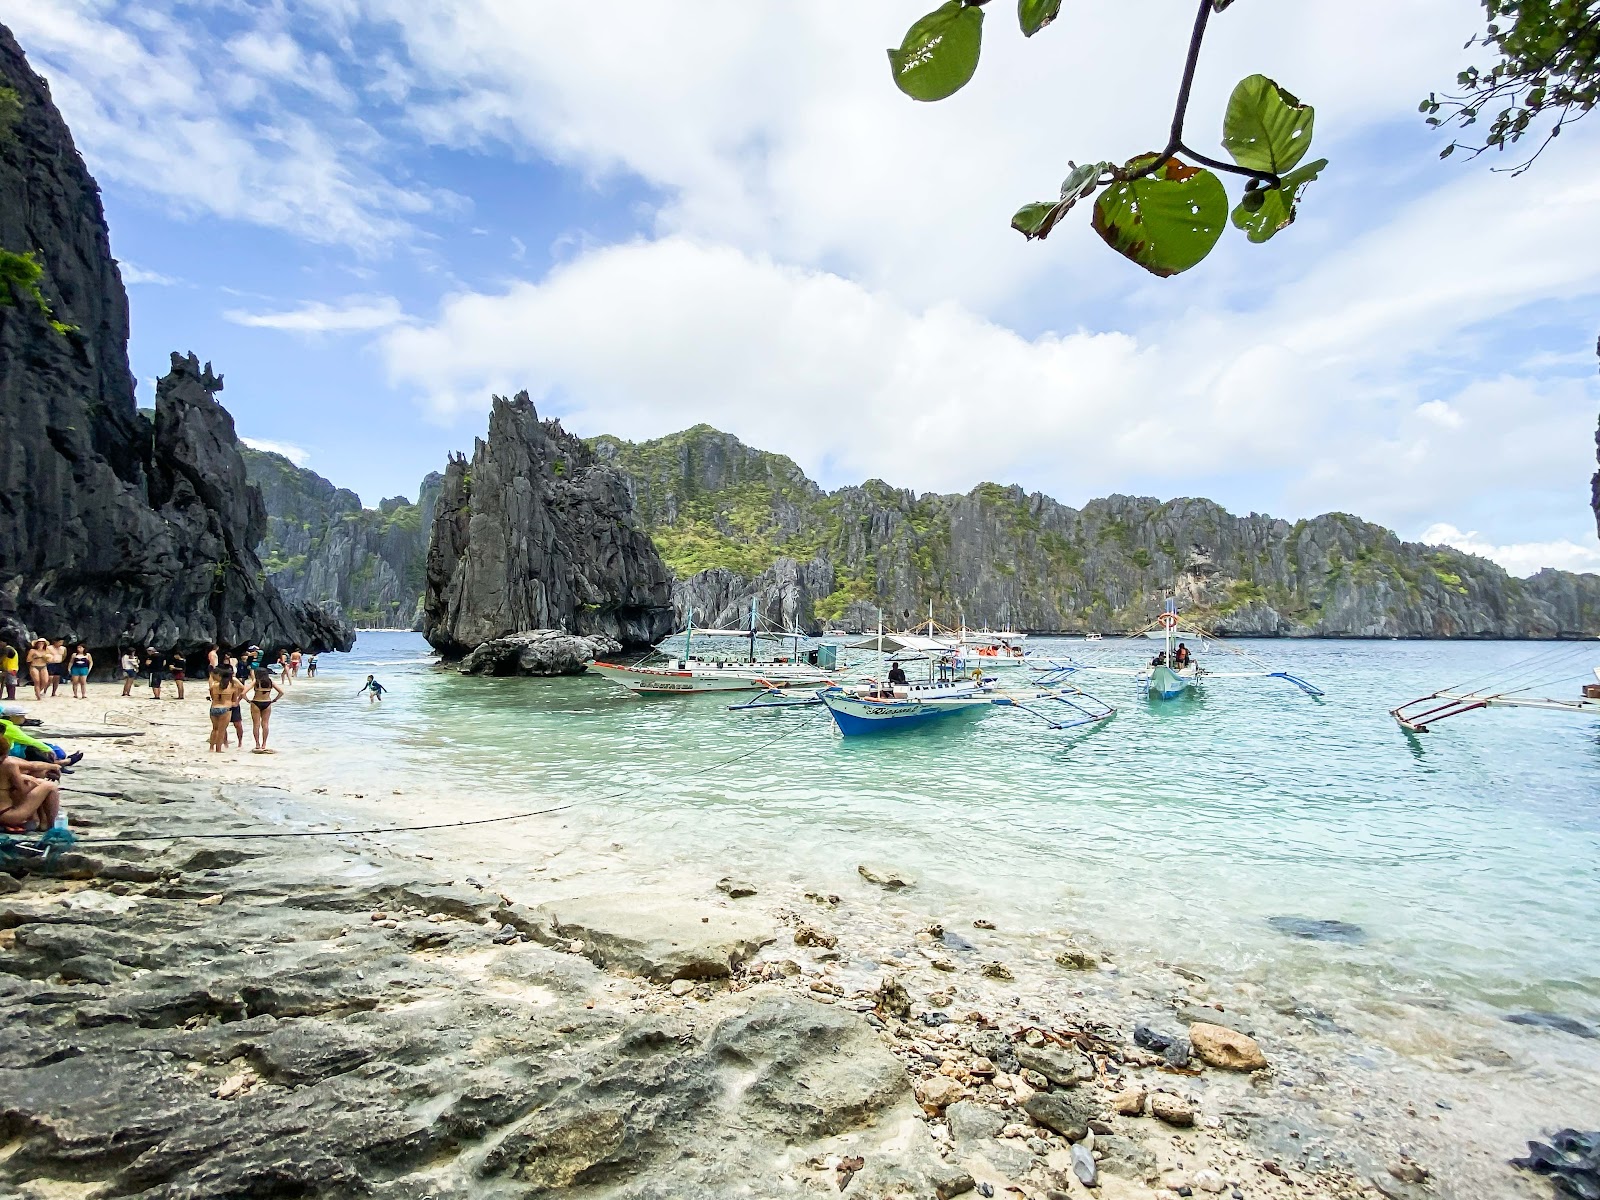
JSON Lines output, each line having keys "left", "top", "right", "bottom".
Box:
{"left": 12, "top": 0, "right": 1600, "bottom": 574}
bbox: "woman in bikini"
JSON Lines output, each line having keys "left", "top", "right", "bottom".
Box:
{"left": 26, "top": 640, "right": 50, "bottom": 700}
{"left": 68, "top": 643, "right": 93, "bottom": 699}
{"left": 207, "top": 666, "right": 245, "bottom": 754}
{"left": 0, "top": 732, "right": 62, "bottom": 832}
{"left": 247, "top": 666, "right": 286, "bottom": 752}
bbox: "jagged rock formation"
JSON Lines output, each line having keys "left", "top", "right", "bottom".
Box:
{"left": 594, "top": 425, "right": 1600, "bottom": 638}
{"left": 244, "top": 449, "right": 439, "bottom": 630}
{"left": 0, "top": 25, "right": 350, "bottom": 657}
{"left": 424, "top": 394, "right": 675, "bottom": 655}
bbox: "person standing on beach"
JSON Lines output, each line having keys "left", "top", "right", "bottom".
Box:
{"left": 247, "top": 666, "right": 285, "bottom": 752}
{"left": 289, "top": 647, "right": 302, "bottom": 680}
{"left": 119, "top": 647, "right": 139, "bottom": 696}
{"left": 276, "top": 650, "right": 291, "bottom": 686}
{"left": 27, "top": 640, "right": 50, "bottom": 700}
{"left": 357, "top": 675, "right": 386, "bottom": 703}
{"left": 68, "top": 644, "right": 92, "bottom": 699}
{"left": 167, "top": 649, "right": 186, "bottom": 700}
{"left": 306, "top": 654, "right": 317, "bottom": 679}
{"left": 145, "top": 647, "right": 166, "bottom": 700}
{"left": 45, "top": 639, "right": 66, "bottom": 697}
{"left": 206, "top": 644, "right": 219, "bottom": 673}
{"left": 1, "top": 643, "right": 18, "bottom": 701}
{"left": 207, "top": 665, "right": 246, "bottom": 753}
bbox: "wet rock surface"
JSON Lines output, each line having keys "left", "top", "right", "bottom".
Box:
{"left": 0, "top": 775, "right": 930, "bottom": 1199}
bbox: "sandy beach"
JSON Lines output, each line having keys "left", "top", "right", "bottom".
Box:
{"left": 0, "top": 676, "right": 1592, "bottom": 1199}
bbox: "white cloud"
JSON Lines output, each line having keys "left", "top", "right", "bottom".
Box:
{"left": 1422, "top": 524, "right": 1600, "bottom": 577}
{"left": 118, "top": 262, "right": 178, "bottom": 286}
{"left": 1415, "top": 400, "right": 1462, "bottom": 428}
{"left": 366, "top": 0, "right": 1484, "bottom": 307}
{"left": 226, "top": 296, "right": 406, "bottom": 334}
{"left": 380, "top": 128, "right": 1600, "bottom": 537}
{"left": 10, "top": 3, "right": 444, "bottom": 249}
{"left": 241, "top": 437, "right": 311, "bottom": 466}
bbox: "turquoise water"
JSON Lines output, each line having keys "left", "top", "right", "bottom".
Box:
{"left": 289, "top": 632, "right": 1600, "bottom": 1027}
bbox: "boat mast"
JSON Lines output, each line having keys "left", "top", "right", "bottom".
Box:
{"left": 927, "top": 599, "right": 934, "bottom": 638}
{"left": 749, "top": 596, "right": 757, "bottom": 664}
{"left": 685, "top": 607, "right": 694, "bottom": 664}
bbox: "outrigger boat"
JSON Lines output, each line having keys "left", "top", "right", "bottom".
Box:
{"left": 592, "top": 604, "right": 837, "bottom": 695}
{"left": 731, "top": 617, "right": 1117, "bottom": 736}
{"left": 1063, "top": 598, "right": 1323, "bottom": 701}
{"left": 1391, "top": 648, "right": 1600, "bottom": 733}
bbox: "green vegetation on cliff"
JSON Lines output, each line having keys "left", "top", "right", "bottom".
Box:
{"left": 242, "top": 447, "right": 437, "bottom": 629}
{"left": 592, "top": 425, "right": 1600, "bottom": 637}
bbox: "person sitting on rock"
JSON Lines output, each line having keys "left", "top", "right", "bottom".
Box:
{"left": 0, "top": 730, "right": 62, "bottom": 832}
{"left": 1, "top": 715, "right": 80, "bottom": 771}
{"left": 887, "top": 661, "right": 908, "bottom": 688}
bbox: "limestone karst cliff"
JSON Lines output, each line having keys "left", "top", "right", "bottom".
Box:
{"left": 423, "top": 393, "right": 675, "bottom": 654}
{"left": 0, "top": 25, "right": 351, "bottom": 657}
{"left": 592, "top": 425, "right": 1600, "bottom": 638}
{"left": 244, "top": 448, "right": 439, "bottom": 630}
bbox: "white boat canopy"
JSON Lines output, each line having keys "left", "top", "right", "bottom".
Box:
{"left": 843, "top": 633, "right": 952, "bottom": 655}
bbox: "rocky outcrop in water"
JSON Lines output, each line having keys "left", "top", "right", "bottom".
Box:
{"left": 0, "top": 25, "right": 350, "bottom": 658}
{"left": 424, "top": 393, "right": 675, "bottom": 656}
{"left": 244, "top": 448, "right": 438, "bottom": 630}
{"left": 595, "top": 425, "right": 1600, "bottom": 638}
{"left": 456, "top": 630, "right": 622, "bottom": 676}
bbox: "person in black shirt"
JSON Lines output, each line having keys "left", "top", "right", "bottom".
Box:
{"left": 887, "top": 661, "right": 908, "bottom": 687}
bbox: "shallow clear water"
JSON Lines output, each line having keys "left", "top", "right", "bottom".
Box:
{"left": 291, "top": 632, "right": 1600, "bottom": 1027}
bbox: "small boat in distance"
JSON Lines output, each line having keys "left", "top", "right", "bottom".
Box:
{"left": 592, "top": 604, "right": 835, "bottom": 695}
{"left": 1068, "top": 597, "right": 1323, "bottom": 702}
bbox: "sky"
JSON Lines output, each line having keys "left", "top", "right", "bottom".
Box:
{"left": 9, "top": 0, "right": 1600, "bottom": 577}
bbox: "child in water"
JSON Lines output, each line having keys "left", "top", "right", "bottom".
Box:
{"left": 357, "top": 675, "right": 387, "bottom": 703}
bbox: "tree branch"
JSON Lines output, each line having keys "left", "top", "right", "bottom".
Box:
{"left": 1116, "top": 0, "right": 1277, "bottom": 187}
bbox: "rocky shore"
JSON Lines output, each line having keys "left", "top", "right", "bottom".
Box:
{"left": 2, "top": 699, "right": 1583, "bottom": 1200}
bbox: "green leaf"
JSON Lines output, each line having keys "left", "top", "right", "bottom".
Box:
{"left": 1230, "top": 158, "right": 1327, "bottom": 243}
{"left": 1092, "top": 155, "right": 1228, "bottom": 277}
{"left": 888, "top": 1, "right": 985, "bottom": 103}
{"left": 1018, "top": 0, "right": 1062, "bottom": 36}
{"left": 1010, "top": 161, "right": 1111, "bottom": 241}
{"left": 1222, "top": 74, "right": 1315, "bottom": 174}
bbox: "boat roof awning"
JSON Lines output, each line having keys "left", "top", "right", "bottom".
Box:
{"left": 844, "top": 633, "right": 951, "bottom": 655}
{"left": 660, "top": 628, "right": 811, "bottom": 640}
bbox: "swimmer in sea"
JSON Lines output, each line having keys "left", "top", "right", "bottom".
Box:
{"left": 357, "top": 675, "right": 386, "bottom": 704}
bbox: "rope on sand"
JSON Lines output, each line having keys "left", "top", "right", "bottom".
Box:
{"left": 67, "top": 708, "right": 829, "bottom": 848}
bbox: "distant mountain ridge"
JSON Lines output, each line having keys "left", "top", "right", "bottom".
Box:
{"left": 591, "top": 425, "right": 1600, "bottom": 638}
{"left": 242, "top": 448, "right": 440, "bottom": 630}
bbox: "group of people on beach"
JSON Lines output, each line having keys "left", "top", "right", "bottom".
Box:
{"left": 203, "top": 644, "right": 316, "bottom": 754}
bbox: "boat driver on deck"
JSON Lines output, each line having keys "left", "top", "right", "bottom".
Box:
{"left": 1174, "top": 643, "right": 1191, "bottom": 668}
{"left": 887, "top": 661, "right": 908, "bottom": 688}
